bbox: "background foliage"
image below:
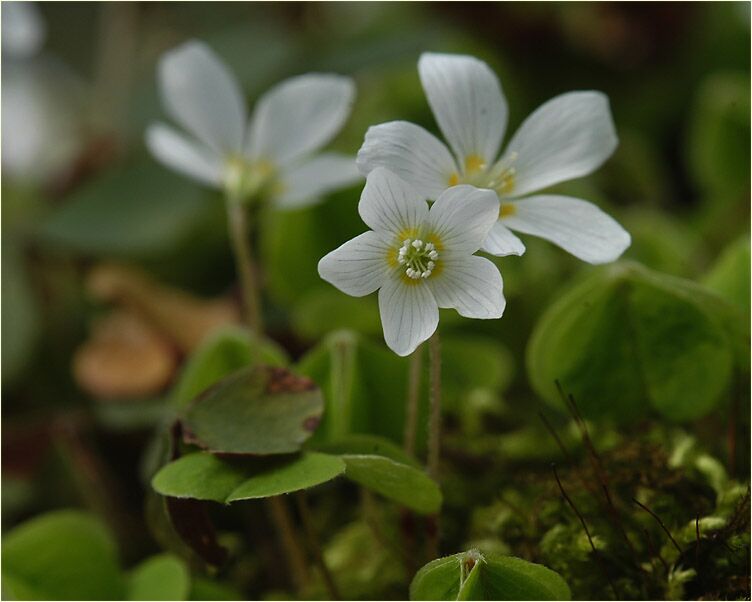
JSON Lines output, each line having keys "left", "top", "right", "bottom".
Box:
{"left": 2, "top": 2, "right": 750, "bottom": 600}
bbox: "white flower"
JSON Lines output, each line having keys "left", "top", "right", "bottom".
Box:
{"left": 2, "top": 3, "right": 84, "bottom": 184}
{"left": 2, "top": 2, "right": 46, "bottom": 59}
{"left": 357, "top": 52, "right": 631, "bottom": 264}
{"left": 146, "top": 40, "right": 361, "bottom": 207}
{"left": 318, "top": 168, "right": 505, "bottom": 356}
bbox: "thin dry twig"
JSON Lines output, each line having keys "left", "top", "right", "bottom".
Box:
{"left": 552, "top": 464, "right": 618, "bottom": 599}
{"left": 631, "top": 497, "right": 683, "bottom": 555}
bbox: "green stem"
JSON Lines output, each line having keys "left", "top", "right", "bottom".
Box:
{"left": 225, "top": 196, "right": 310, "bottom": 592}
{"left": 296, "top": 492, "right": 341, "bottom": 600}
{"left": 404, "top": 345, "right": 423, "bottom": 457}
{"left": 226, "top": 199, "right": 263, "bottom": 335}
{"left": 427, "top": 332, "right": 442, "bottom": 480}
{"left": 266, "top": 496, "right": 310, "bottom": 591}
{"left": 426, "top": 331, "right": 442, "bottom": 559}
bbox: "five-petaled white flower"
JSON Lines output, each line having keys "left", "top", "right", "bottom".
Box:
{"left": 357, "top": 52, "right": 631, "bottom": 264}
{"left": 318, "top": 168, "right": 505, "bottom": 357}
{"left": 146, "top": 40, "right": 360, "bottom": 207}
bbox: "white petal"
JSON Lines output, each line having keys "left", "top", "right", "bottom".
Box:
{"left": 482, "top": 222, "right": 526, "bottom": 257}
{"left": 318, "top": 231, "right": 391, "bottom": 297}
{"left": 247, "top": 74, "right": 354, "bottom": 166}
{"left": 2, "top": 2, "right": 46, "bottom": 58}
{"left": 145, "top": 123, "right": 223, "bottom": 187}
{"left": 501, "top": 91, "right": 618, "bottom": 197}
{"left": 429, "top": 255, "right": 505, "bottom": 319}
{"left": 427, "top": 185, "right": 500, "bottom": 254}
{"left": 358, "top": 167, "right": 429, "bottom": 238}
{"left": 356, "top": 121, "right": 457, "bottom": 200}
{"left": 158, "top": 40, "right": 246, "bottom": 154}
{"left": 378, "top": 274, "right": 438, "bottom": 356}
{"left": 418, "top": 52, "right": 508, "bottom": 169}
{"left": 277, "top": 153, "right": 361, "bottom": 209}
{"left": 503, "top": 195, "right": 631, "bottom": 264}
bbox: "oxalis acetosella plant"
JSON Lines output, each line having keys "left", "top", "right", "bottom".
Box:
{"left": 147, "top": 39, "right": 360, "bottom": 331}
{"left": 318, "top": 51, "right": 632, "bottom": 560}
{"left": 144, "top": 42, "right": 634, "bottom": 598}
{"left": 146, "top": 38, "right": 362, "bottom": 595}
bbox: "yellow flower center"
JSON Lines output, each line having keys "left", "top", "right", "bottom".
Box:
{"left": 224, "top": 156, "right": 277, "bottom": 202}
{"left": 446, "top": 152, "right": 518, "bottom": 196}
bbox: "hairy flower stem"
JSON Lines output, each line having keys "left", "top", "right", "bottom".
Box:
{"left": 225, "top": 196, "right": 311, "bottom": 592}
{"left": 226, "top": 199, "right": 263, "bottom": 335}
{"left": 426, "top": 331, "right": 442, "bottom": 558}
{"left": 427, "top": 331, "right": 442, "bottom": 480}
{"left": 403, "top": 345, "right": 424, "bottom": 457}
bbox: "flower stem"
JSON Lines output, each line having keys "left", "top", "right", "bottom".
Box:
{"left": 225, "top": 196, "right": 310, "bottom": 592}
{"left": 427, "top": 331, "right": 442, "bottom": 481}
{"left": 226, "top": 199, "right": 263, "bottom": 335}
{"left": 403, "top": 345, "right": 424, "bottom": 457}
{"left": 296, "top": 492, "right": 341, "bottom": 600}
{"left": 426, "top": 330, "right": 442, "bottom": 559}
{"left": 266, "top": 496, "right": 309, "bottom": 591}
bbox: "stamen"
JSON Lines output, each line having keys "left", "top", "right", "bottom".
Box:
{"left": 394, "top": 237, "right": 440, "bottom": 281}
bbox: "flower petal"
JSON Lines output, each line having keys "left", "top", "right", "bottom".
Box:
{"left": 318, "top": 231, "right": 391, "bottom": 297}
{"left": 418, "top": 52, "right": 508, "bottom": 169}
{"left": 358, "top": 167, "right": 429, "bottom": 238}
{"left": 277, "top": 153, "right": 361, "bottom": 209}
{"left": 501, "top": 91, "right": 618, "bottom": 197}
{"left": 482, "top": 222, "right": 526, "bottom": 257}
{"left": 356, "top": 121, "right": 457, "bottom": 200}
{"left": 158, "top": 40, "right": 246, "bottom": 154}
{"left": 429, "top": 255, "right": 505, "bottom": 319}
{"left": 247, "top": 74, "right": 355, "bottom": 166}
{"left": 2, "top": 2, "right": 46, "bottom": 59}
{"left": 503, "top": 195, "right": 631, "bottom": 264}
{"left": 145, "top": 123, "right": 223, "bottom": 187}
{"left": 427, "top": 185, "right": 500, "bottom": 254}
{"left": 378, "top": 275, "right": 438, "bottom": 356}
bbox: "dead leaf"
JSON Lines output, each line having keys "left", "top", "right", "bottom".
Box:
{"left": 73, "top": 310, "right": 176, "bottom": 400}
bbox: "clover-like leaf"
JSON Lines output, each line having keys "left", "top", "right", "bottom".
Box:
{"left": 181, "top": 365, "right": 323, "bottom": 455}
{"left": 171, "top": 326, "right": 288, "bottom": 408}
{"left": 341, "top": 454, "right": 441, "bottom": 515}
{"left": 410, "top": 550, "right": 570, "bottom": 601}
{"left": 152, "top": 450, "right": 440, "bottom": 514}
{"left": 152, "top": 452, "right": 345, "bottom": 503}
{"left": 527, "top": 261, "right": 741, "bottom": 422}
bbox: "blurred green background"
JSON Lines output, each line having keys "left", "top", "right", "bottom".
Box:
{"left": 1, "top": 2, "right": 750, "bottom": 600}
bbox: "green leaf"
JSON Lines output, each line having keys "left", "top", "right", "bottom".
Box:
{"left": 687, "top": 71, "right": 750, "bottom": 198}
{"left": 2, "top": 510, "right": 125, "bottom": 600}
{"left": 341, "top": 454, "right": 441, "bottom": 514}
{"left": 310, "top": 433, "right": 420, "bottom": 467}
{"left": 181, "top": 365, "right": 323, "bottom": 454}
{"left": 171, "top": 326, "right": 288, "bottom": 408}
{"left": 152, "top": 452, "right": 345, "bottom": 503}
{"left": 127, "top": 554, "right": 190, "bottom": 601}
{"left": 298, "top": 330, "right": 411, "bottom": 445}
{"left": 37, "top": 161, "right": 214, "bottom": 259}
{"left": 410, "top": 550, "right": 571, "bottom": 601}
{"left": 702, "top": 235, "right": 751, "bottom": 317}
{"left": 527, "top": 261, "right": 738, "bottom": 422}
{"left": 1, "top": 239, "right": 40, "bottom": 383}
